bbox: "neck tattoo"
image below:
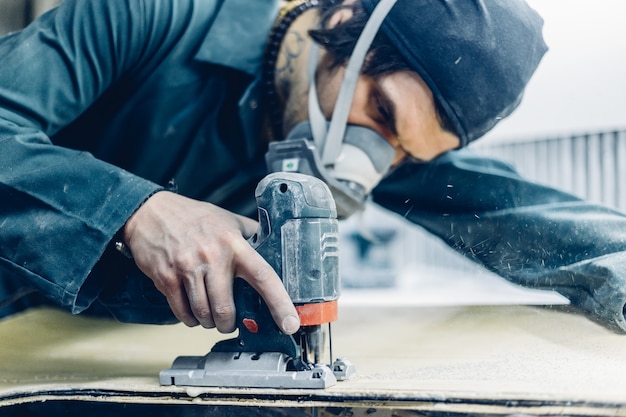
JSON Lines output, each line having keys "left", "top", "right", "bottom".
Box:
{"left": 263, "top": 0, "right": 319, "bottom": 141}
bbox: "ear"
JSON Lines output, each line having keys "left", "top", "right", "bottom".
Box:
{"left": 326, "top": 0, "right": 357, "bottom": 28}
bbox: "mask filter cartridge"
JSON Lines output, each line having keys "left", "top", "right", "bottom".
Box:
{"left": 266, "top": 121, "right": 395, "bottom": 218}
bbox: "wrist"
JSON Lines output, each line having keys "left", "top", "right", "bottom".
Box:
{"left": 113, "top": 189, "right": 165, "bottom": 259}
{"left": 113, "top": 227, "right": 133, "bottom": 259}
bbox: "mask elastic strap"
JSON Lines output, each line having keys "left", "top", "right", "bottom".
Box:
{"left": 307, "top": 0, "right": 398, "bottom": 165}
{"left": 307, "top": 42, "right": 327, "bottom": 151}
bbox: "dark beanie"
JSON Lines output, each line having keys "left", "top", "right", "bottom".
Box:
{"left": 361, "top": 0, "right": 548, "bottom": 146}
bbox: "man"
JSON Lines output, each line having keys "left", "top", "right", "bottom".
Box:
{"left": 1, "top": 0, "right": 626, "bottom": 335}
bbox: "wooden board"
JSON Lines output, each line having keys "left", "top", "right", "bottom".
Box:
{"left": 1, "top": 304, "right": 626, "bottom": 416}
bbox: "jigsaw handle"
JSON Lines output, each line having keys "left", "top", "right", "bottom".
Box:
{"left": 212, "top": 173, "right": 340, "bottom": 366}
{"left": 251, "top": 172, "right": 340, "bottom": 313}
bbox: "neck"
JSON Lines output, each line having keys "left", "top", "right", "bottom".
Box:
{"left": 265, "top": 1, "right": 320, "bottom": 139}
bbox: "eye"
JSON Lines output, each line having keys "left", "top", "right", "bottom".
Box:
{"left": 374, "top": 96, "right": 390, "bottom": 123}
{"left": 370, "top": 89, "right": 397, "bottom": 135}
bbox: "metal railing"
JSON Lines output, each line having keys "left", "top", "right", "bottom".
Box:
{"left": 475, "top": 130, "right": 626, "bottom": 211}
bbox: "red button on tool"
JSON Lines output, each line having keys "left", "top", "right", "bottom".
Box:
{"left": 242, "top": 318, "right": 259, "bottom": 333}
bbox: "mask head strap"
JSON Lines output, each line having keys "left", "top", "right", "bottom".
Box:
{"left": 307, "top": 0, "right": 398, "bottom": 165}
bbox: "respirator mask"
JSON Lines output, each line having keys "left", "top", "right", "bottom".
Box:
{"left": 265, "top": 0, "right": 398, "bottom": 219}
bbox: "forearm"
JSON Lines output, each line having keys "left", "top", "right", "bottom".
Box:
{"left": 0, "top": 0, "right": 175, "bottom": 312}
{"left": 373, "top": 148, "right": 626, "bottom": 333}
{"left": 0, "top": 119, "right": 161, "bottom": 312}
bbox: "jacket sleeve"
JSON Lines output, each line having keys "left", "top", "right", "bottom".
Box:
{"left": 372, "top": 148, "right": 626, "bottom": 333}
{"left": 0, "top": 0, "right": 171, "bottom": 313}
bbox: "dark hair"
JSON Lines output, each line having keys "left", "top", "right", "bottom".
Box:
{"left": 309, "top": 0, "right": 457, "bottom": 135}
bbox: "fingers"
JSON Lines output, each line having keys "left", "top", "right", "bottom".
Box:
{"left": 156, "top": 274, "right": 200, "bottom": 328}
{"left": 186, "top": 235, "right": 298, "bottom": 335}
{"left": 181, "top": 267, "right": 215, "bottom": 329}
{"left": 173, "top": 264, "right": 236, "bottom": 333}
{"left": 201, "top": 264, "right": 237, "bottom": 333}
{"left": 232, "top": 240, "right": 301, "bottom": 335}
{"left": 164, "top": 250, "right": 296, "bottom": 335}
{"left": 124, "top": 193, "right": 297, "bottom": 334}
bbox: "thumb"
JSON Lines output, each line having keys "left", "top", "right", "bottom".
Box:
{"left": 234, "top": 213, "right": 259, "bottom": 240}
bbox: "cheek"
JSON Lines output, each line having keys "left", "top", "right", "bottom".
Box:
{"left": 395, "top": 107, "right": 453, "bottom": 161}
{"left": 315, "top": 92, "right": 333, "bottom": 120}
{"left": 315, "top": 67, "right": 345, "bottom": 119}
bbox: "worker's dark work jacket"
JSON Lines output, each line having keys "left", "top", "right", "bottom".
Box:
{"left": 2, "top": 0, "right": 626, "bottom": 332}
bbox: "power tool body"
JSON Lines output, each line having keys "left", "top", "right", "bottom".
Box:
{"left": 159, "top": 172, "right": 355, "bottom": 389}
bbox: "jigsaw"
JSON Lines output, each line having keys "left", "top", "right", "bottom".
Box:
{"left": 160, "top": 172, "right": 355, "bottom": 389}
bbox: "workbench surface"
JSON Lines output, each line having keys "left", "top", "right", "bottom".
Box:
{"left": 1, "top": 304, "right": 625, "bottom": 416}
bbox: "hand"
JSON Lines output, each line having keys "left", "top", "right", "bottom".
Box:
{"left": 121, "top": 191, "right": 300, "bottom": 334}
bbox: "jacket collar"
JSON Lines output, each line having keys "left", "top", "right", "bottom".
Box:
{"left": 194, "top": 0, "right": 281, "bottom": 76}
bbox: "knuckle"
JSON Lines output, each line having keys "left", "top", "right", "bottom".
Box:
{"left": 173, "top": 252, "right": 197, "bottom": 274}
{"left": 171, "top": 306, "right": 199, "bottom": 328}
{"left": 213, "top": 304, "right": 236, "bottom": 333}
{"left": 194, "top": 306, "right": 213, "bottom": 321}
{"left": 212, "top": 303, "right": 235, "bottom": 320}
{"left": 154, "top": 271, "right": 179, "bottom": 294}
{"left": 248, "top": 263, "right": 275, "bottom": 285}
